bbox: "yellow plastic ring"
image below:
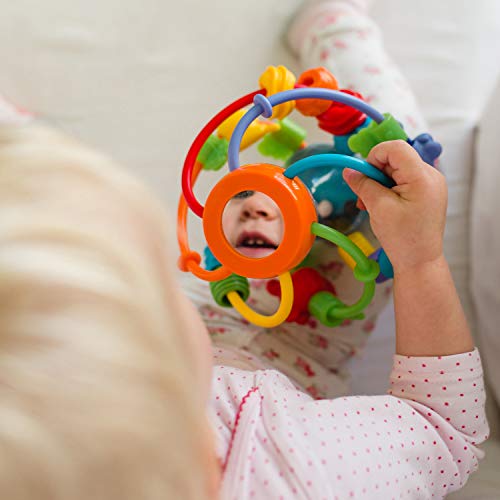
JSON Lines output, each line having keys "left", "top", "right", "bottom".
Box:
{"left": 226, "top": 272, "right": 293, "bottom": 328}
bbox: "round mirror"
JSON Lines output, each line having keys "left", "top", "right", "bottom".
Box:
{"left": 222, "top": 190, "right": 284, "bottom": 259}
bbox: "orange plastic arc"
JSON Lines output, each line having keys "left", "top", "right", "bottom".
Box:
{"left": 177, "top": 160, "right": 231, "bottom": 282}
{"left": 203, "top": 163, "right": 317, "bottom": 279}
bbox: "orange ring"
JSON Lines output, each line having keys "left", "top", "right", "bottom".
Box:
{"left": 203, "top": 163, "right": 317, "bottom": 279}
{"left": 177, "top": 160, "right": 231, "bottom": 282}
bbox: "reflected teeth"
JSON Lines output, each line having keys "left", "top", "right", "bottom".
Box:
{"left": 240, "top": 236, "right": 276, "bottom": 248}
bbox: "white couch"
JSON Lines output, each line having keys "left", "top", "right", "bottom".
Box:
{"left": 1, "top": 0, "right": 499, "bottom": 497}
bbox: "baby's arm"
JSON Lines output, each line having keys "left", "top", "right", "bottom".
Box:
{"left": 394, "top": 257, "right": 473, "bottom": 357}
{"left": 344, "top": 140, "right": 473, "bottom": 357}
{"left": 218, "top": 348, "right": 488, "bottom": 498}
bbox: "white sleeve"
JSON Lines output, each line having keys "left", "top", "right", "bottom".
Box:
{"left": 219, "top": 349, "right": 488, "bottom": 499}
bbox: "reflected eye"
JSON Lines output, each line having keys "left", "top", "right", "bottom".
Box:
{"left": 233, "top": 190, "right": 255, "bottom": 199}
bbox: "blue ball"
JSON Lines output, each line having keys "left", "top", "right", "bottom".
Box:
{"left": 286, "top": 144, "right": 367, "bottom": 233}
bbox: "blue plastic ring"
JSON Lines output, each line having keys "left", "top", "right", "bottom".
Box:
{"left": 284, "top": 153, "right": 395, "bottom": 188}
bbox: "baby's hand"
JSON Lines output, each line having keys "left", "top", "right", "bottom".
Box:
{"left": 342, "top": 140, "right": 447, "bottom": 275}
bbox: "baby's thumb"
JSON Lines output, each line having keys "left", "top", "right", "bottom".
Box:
{"left": 342, "top": 168, "right": 392, "bottom": 211}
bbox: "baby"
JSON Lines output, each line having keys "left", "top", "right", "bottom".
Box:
{"left": 0, "top": 111, "right": 488, "bottom": 498}
{"left": 0, "top": 3, "right": 488, "bottom": 499}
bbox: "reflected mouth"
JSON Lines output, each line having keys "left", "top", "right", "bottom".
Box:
{"left": 235, "top": 231, "right": 278, "bottom": 258}
{"left": 236, "top": 231, "right": 278, "bottom": 249}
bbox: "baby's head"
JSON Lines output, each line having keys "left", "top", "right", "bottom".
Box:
{"left": 0, "top": 124, "right": 219, "bottom": 499}
{"left": 222, "top": 190, "right": 284, "bottom": 258}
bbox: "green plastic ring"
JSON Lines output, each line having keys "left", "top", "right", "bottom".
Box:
{"left": 210, "top": 273, "right": 250, "bottom": 307}
{"left": 309, "top": 222, "right": 379, "bottom": 321}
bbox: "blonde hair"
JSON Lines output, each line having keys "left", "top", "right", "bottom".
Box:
{"left": 0, "top": 124, "right": 215, "bottom": 499}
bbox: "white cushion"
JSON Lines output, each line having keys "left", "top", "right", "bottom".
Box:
{"left": 471, "top": 80, "right": 500, "bottom": 417}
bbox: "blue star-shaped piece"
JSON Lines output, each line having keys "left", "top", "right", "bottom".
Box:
{"left": 409, "top": 133, "right": 442, "bottom": 166}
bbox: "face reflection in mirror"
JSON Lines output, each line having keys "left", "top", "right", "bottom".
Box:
{"left": 222, "top": 190, "right": 284, "bottom": 259}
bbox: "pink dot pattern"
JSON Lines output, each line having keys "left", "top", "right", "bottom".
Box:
{"left": 288, "top": 0, "right": 428, "bottom": 139}
{"left": 210, "top": 347, "right": 489, "bottom": 499}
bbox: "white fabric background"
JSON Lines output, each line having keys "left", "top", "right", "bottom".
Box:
{"left": 472, "top": 82, "right": 500, "bottom": 419}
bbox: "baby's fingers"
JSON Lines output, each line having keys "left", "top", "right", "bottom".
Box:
{"left": 367, "top": 140, "right": 426, "bottom": 186}
{"left": 343, "top": 168, "right": 396, "bottom": 212}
